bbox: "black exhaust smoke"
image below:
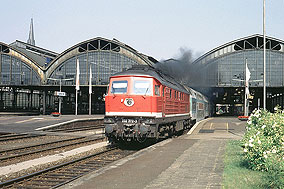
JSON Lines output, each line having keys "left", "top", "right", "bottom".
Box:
{"left": 154, "top": 47, "right": 205, "bottom": 88}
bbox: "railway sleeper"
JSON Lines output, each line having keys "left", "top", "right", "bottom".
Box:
{"left": 43, "top": 175, "right": 74, "bottom": 179}
{"left": 33, "top": 179, "right": 62, "bottom": 183}
{"left": 24, "top": 182, "right": 57, "bottom": 186}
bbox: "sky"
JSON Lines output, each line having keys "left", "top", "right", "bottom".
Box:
{"left": 1, "top": 0, "right": 284, "bottom": 61}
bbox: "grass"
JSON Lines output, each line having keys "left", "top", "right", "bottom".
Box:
{"left": 222, "top": 140, "right": 271, "bottom": 189}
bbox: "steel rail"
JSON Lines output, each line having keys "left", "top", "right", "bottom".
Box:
{"left": 0, "top": 136, "right": 86, "bottom": 154}
{"left": 47, "top": 125, "right": 105, "bottom": 132}
{"left": 0, "top": 136, "right": 105, "bottom": 162}
{"left": 0, "top": 133, "right": 45, "bottom": 142}
{"left": 0, "top": 146, "right": 119, "bottom": 188}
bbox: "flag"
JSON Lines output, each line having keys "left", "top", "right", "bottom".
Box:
{"left": 245, "top": 62, "right": 250, "bottom": 99}
{"left": 76, "top": 59, "right": 80, "bottom": 90}
{"left": 245, "top": 62, "right": 251, "bottom": 82}
{"left": 89, "top": 65, "right": 92, "bottom": 94}
{"left": 245, "top": 85, "right": 250, "bottom": 99}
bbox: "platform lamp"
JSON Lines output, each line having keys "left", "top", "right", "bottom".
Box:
{"left": 47, "top": 77, "right": 74, "bottom": 114}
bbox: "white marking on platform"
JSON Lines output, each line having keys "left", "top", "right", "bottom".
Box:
{"left": 35, "top": 119, "right": 79, "bottom": 130}
{"left": 15, "top": 117, "right": 44, "bottom": 124}
{"left": 15, "top": 119, "right": 34, "bottom": 123}
{"left": 232, "top": 122, "right": 243, "bottom": 126}
{"left": 210, "top": 123, "right": 213, "bottom": 129}
{"left": 35, "top": 117, "right": 103, "bottom": 131}
{"left": 187, "top": 118, "right": 213, "bottom": 135}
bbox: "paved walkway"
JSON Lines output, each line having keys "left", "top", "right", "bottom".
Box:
{"left": 61, "top": 117, "right": 246, "bottom": 189}
{"left": 0, "top": 114, "right": 104, "bottom": 133}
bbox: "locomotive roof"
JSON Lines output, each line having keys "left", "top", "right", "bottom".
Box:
{"left": 112, "top": 65, "right": 191, "bottom": 94}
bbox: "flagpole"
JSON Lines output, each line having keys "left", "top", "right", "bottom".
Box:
{"left": 89, "top": 92, "right": 91, "bottom": 115}
{"left": 245, "top": 59, "right": 248, "bottom": 116}
{"left": 263, "top": 0, "right": 266, "bottom": 110}
{"left": 75, "top": 89, "right": 78, "bottom": 115}
{"left": 89, "top": 65, "right": 92, "bottom": 115}
{"left": 75, "top": 59, "right": 80, "bottom": 115}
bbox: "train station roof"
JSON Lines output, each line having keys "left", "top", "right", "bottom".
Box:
{"left": 10, "top": 40, "right": 58, "bottom": 68}
{"left": 47, "top": 37, "right": 157, "bottom": 69}
{"left": 193, "top": 34, "right": 284, "bottom": 65}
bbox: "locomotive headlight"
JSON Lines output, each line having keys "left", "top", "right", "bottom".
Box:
{"left": 144, "top": 118, "right": 154, "bottom": 124}
{"left": 104, "top": 117, "right": 114, "bottom": 123}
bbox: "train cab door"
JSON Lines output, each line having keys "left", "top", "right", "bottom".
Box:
{"left": 162, "top": 86, "right": 166, "bottom": 117}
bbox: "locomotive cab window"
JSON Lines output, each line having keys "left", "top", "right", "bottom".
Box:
{"left": 132, "top": 80, "right": 152, "bottom": 95}
{"left": 111, "top": 80, "right": 128, "bottom": 94}
{"left": 155, "top": 85, "right": 160, "bottom": 96}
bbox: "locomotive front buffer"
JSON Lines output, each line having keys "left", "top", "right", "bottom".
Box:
{"left": 104, "top": 116, "right": 157, "bottom": 142}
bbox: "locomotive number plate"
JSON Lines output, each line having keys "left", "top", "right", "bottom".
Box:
{"left": 122, "top": 119, "right": 138, "bottom": 124}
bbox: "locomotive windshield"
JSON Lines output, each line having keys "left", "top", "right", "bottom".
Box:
{"left": 132, "top": 80, "right": 152, "bottom": 95}
{"left": 111, "top": 80, "right": 128, "bottom": 94}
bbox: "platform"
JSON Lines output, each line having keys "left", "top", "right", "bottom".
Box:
{"left": 0, "top": 114, "right": 104, "bottom": 133}
{"left": 60, "top": 117, "right": 246, "bottom": 189}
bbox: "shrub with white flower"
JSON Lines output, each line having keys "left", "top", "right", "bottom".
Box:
{"left": 242, "top": 107, "right": 284, "bottom": 174}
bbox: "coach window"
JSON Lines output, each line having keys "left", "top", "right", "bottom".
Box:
{"left": 162, "top": 87, "right": 165, "bottom": 97}
{"left": 192, "top": 99, "right": 197, "bottom": 112}
{"left": 169, "top": 89, "right": 172, "bottom": 98}
{"left": 155, "top": 85, "right": 160, "bottom": 96}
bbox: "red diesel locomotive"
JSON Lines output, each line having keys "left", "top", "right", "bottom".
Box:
{"left": 104, "top": 65, "right": 207, "bottom": 143}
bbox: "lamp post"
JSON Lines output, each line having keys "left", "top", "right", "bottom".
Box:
{"left": 48, "top": 77, "right": 73, "bottom": 114}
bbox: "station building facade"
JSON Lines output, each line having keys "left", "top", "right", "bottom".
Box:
{"left": 2, "top": 33, "right": 284, "bottom": 115}
{"left": 193, "top": 34, "right": 284, "bottom": 115}
{"left": 0, "top": 38, "right": 157, "bottom": 114}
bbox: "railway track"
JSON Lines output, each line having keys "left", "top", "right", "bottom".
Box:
{"left": 0, "top": 136, "right": 105, "bottom": 165}
{"left": 46, "top": 124, "right": 105, "bottom": 133}
{"left": 0, "top": 132, "right": 13, "bottom": 136}
{"left": 0, "top": 133, "right": 45, "bottom": 142}
{"left": 0, "top": 146, "right": 136, "bottom": 188}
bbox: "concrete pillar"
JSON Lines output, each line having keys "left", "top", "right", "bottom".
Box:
{"left": 30, "top": 90, "right": 33, "bottom": 110}
{"left": 42, "top": 90, "right": 46, "bottom": 115}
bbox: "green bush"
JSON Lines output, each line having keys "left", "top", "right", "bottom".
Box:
{"left": 242, "top": 107, "right": 284, "bottom": 188}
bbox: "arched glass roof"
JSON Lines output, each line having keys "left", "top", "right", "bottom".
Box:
{"left": 0, "top": 42, "right": 44, "bottom": 85}
{"left": 194, "top": 34, "right": 284, "bottom": 65}
{"left": 45, "top": 37, "right": 157, "bottom": 86}
{"left": 193, "top": 34, "right": 284, "bottom": 88}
